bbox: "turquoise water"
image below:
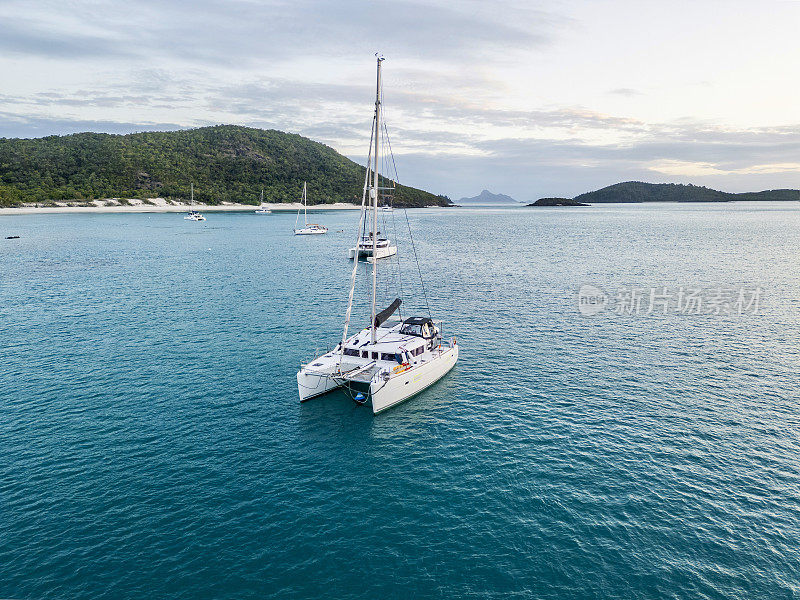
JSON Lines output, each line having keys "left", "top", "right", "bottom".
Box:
{"left": 2, "top": 203, "right": 799, "bottom": 599}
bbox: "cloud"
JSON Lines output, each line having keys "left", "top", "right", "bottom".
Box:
{"left": 390, "top": 125, "right": 800, "bottom": 199}
{"left": 648, "top": 159, "right": 800, "bottom": 178}
{"left": 1, "top": 102, "right": 799, "bottom": 200}
{"left": 0, "top": 112, "right": 190, "bottom": 138}
{"left": 1, "top": 0, "right": 798, "bottom": 198}
{"left": 647, "top": 160, "right": 728, "bottom": 177}
{"left": 608, "top": 88, "right": 642, "bottom": 97}
{"left": 1, "top": 0, "right": 562, "bottom": 67}
{"left": 0, "top": 17, "right": 132, "bottom": 59}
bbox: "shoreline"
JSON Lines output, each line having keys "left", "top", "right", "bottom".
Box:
{"left": 0, "top": 200, "right": 361, "bottom": 216}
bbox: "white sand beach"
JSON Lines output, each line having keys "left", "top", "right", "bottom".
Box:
{"left": 0, "top": 197, "right": 360, "bottom": 215}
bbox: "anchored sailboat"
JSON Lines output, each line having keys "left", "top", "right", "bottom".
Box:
{"left": 255, "top": 189, "right": 271, "bottom": 214}
{"left": 348, "top": 231, "right": 397, "bottom": 261}
{"left": 293, "top": 182, "right": 327, "bottom": 235}
{"left": 296, "top": 56, "right": 458, "bottom": 414}
{"left": 184, "top": 183, "right": 206, "bottom": 221}
{"left": 349, "top": 180, "right": 397, "bottom": 260}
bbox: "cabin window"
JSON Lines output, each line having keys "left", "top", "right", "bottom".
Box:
{"left": 381, "top": 353, "right": 394, "bottom": 361}
{"left": 400, "top": 323, "right": 423, "bottom": 337}
{"left": 344, "top": 348, "right": 359, "bottom": 357}
{"left": 372, "top": 352, "right": 379, "bottom": 360}
{"left": 361, "top": 350, "right": 369, "bottom": 358}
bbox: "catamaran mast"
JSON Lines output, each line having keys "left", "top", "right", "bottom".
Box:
{"left": 339, "top": 101, "right": 375, "bottom": 364}
{"left": 190, "top": 182, "right": 194, "bottom": 206}
{"left": 303, "top": 182, "right": 308, "bottom": 226}
{"left": 339, "top": 55, "right": 383, "bottom": 359}
{"left": 370, "top": 55, "right": 383, "bottom": 344}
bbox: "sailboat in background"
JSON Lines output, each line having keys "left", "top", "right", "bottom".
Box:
{"left": 293, "top": 182, "right": 327, "bottom": 235}
{"left": 349, "top": 181, "right": 397, "bottom": 260}
{"left": 296, "top": 55, "right": 458, "bottom": 414}
{"left": 348, "top": 232, "right": 397, "bottom": 261}
{"left": 255, "top": 189, "right": 271, "bottom": 214}
{"left": 184, "top": 183, "right": 206, "bottom": 221}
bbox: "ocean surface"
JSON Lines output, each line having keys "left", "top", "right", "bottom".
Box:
{"left": 1, "top": 202, "right": 799, "bottom": 599}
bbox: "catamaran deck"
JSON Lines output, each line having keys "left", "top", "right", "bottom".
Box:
{"left": 301, "top": 321, "right": 429, "bottom": 381}
{"left": 308, "top": 361, "right": 385, "bottom": 383}
{"left": 339, "top": 362, "right": 382, "bottom": 383}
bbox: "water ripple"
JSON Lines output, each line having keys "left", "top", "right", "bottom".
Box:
{"left": 1, "top": 206, "right": 799, "bottom": 599}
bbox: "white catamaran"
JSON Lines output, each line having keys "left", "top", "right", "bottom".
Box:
{"left": 348, "top": 232, "right": 398, "bottom": 261}
{"left": 255, "top": 189, "right": 271, "bottom": 214}
{"left": 297, "top": 56, "right": 458, "bottom": 414}
{"left": 348, "top": 181, "right": 397, "bottom": 260}
{"left": 184, "top": 183, "right": 206, "bottom": 221}
{"left": 293, "top": 182, "right": 327, "bottom": 235}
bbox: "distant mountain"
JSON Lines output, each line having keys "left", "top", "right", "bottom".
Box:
{"left": 0, "top": 125, "right": 452, "bottom": 208}
{"left": 458, "top": 189, "right": 519, "bottom": 204}
{"left": 574, "top": 181, "right": 800, "bottom": 203}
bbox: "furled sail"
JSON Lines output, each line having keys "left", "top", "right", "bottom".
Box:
{"left": 374, "top": 298, "right": 402, "bottom": 328}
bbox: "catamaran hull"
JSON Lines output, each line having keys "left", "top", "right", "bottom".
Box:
{"left": 297, "top": 369, "right": 342, "bottom": 401}
{"left": 370, "top": 345, "right": 458, "bottom": 414}
{"left": 295, "top": 229, "right": 327, "bottom": 235}
{"left": 348, "top": 246, "right": 398, "bottom": 260}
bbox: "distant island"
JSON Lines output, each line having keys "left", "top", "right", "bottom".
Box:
{"left": 459, "top": 190, "right": 520, "bottom": 204}
{"left": 0, "top": 125, "right": 452, "bottom": 208}
{"left": 528, "top": 197, "right": 589, "bottom": 207}
{"left": 527, "top": 181, "right": 800, "bottom": 206}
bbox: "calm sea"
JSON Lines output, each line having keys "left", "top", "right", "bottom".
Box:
{"left": 1, "top": 203, "right": 799, "bottom": 599}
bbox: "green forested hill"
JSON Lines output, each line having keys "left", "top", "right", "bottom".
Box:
{"left": 574, "top": 181, "right": 800, "bottom": 203}
{"left": 0, "top": 125, "right": 451, "bottom": 207}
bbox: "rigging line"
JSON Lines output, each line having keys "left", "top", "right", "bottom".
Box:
{"left": 403, "top": 205, "right": 432, "bottom": 319}
{"left": 376, "top": 77, "right": 403, "bottom": 314}
{"left": 384, "top": 179, "right": 403, "bottom": 311}
{"left": 377, "top": 97, "right": 404, "bottom": 315}
{"left": 382, "top": 122, "right": 400, "bottom": 183}
{"left": 340, "top": 113, "right": 376, "bottom": 361}
{"left": 391, "top": 199, "right": 404, "bottom": 319}
{"left": 361, "top": 196, "right": 368, "bottom": 239}
{"left": 382, "top": 120, "right": 432, "bottom": 319}
{"left": 378, "top": 139, "right": 394, "bottom": 304}
{"left": 384, "top": 257, "right": 391, "bottom": 300}
{"left": 378, "top": 199, "right": 390, "bottom": 299}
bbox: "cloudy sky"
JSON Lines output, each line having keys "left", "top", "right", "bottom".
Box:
{"left": 1, "top": 0, "right": 799, "bottom": 200}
